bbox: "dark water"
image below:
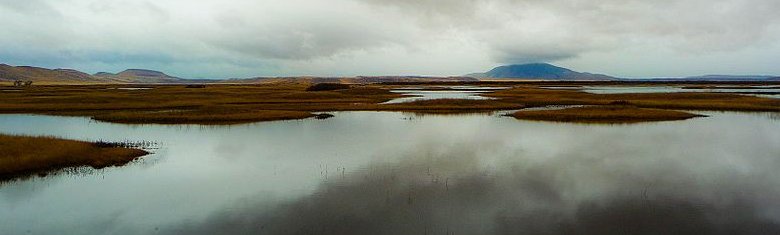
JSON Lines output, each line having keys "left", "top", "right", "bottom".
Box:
{"left": 2, "top": 111, "right": 780, "bottom": 234}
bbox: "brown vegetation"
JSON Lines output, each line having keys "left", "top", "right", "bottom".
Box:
{"left": 92, "top": 109, "right": 315, "bottom": 125}
{"left": 0, "top": 83, "right": 402, "bottom": 124}
{"left": 306, "top": 83, "right": 351, "bottom": 91}
{"left": 0, "top": 82, "right": 779, "bottom": 124}
{"left": 486, "top": 86, "right": 780, "bottom": 112}
{"left": 511, "top": 106, "right": 705, "bottom": 123}
{"left": 0, "top": 83, "right": 525, "bottom": 124}
{"left": 0, "top": 134, "right": 149, "bottom": 180}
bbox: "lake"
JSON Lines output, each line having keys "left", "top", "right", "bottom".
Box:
{"left": 542, "top": 85, "right": 780, "bottom": 98}
{"left": 383, "top": 86, "right": 505, "bottom": 104}
{"left": 2, "top": 111, "right": 780, "bottom": 234}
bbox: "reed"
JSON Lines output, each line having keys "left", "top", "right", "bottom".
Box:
{"left": 0, "top": 134, "right": 149, "bottom": 179}
{"left": 511, "top": 105, "right": 706, "bottom": 123}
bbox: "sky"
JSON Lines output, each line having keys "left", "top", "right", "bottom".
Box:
{"left": 1, "top": 0, "right": 779, "bottom": 79}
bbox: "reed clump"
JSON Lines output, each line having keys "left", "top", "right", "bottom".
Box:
{"left": 0, "top": 134, "right": 149, "bottom": 179}
{"left": 511, "top": 105, "right": 706, "bottom": 123}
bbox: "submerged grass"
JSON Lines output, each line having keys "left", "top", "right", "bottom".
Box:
{"left": 511, "top": 105, "right": 706, "bottom": 123}
{"left": 0, "top": 134, "right": 149, "bottom": 180}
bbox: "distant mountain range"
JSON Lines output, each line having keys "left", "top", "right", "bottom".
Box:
{"left": 0, "top": 64, "right": 96, "bottom": 83}
{"left": 0, "top": 64, "right": 184, "bottom": 84}
{"left": 0, "top": 64, "right": 478, "bottom": 84}
{"left": 467, "top": 63, "right": 617, "bottom": 80}
{"left": 1, "top": 63, "right": 778, "bottom": 84}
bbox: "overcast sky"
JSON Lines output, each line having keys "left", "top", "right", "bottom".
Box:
{"left": 1, "top": 0, "right": 779, "bottom": 79}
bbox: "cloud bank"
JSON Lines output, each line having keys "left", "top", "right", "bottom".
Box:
{"left": 1, "top": 0, "right": 779, "bottom": 78}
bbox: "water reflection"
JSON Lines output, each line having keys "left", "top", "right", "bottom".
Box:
{"left": 384, "top": 90, "right": 494, "bottom": 104}
{"left": 543, "top": 85, "right": 780, "bottom": 98}
{"left": 1, "top": 111, "right": 780, "bottom": 234}
{"left": 383, "top": 85, "right": 510, "bottom": 103}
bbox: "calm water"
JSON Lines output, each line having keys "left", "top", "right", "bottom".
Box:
{"left": 2, "top": 111, "right": 780, "bottom": 234}
{"left": 543, "top": 86, "right": 780, "bottom": 98}
{"left": 384, "top": 90, "right": 494, "bottom": 104}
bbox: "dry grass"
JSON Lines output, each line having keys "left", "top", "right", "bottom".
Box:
{"left": 0, "top": 84, "right": 402, "bottom": 124}
{"left": 487, "top": 86, "right": 780, "bottom": 112}
{"left": 0, "top": 83, "right": 525, "bottom": 123}
{"left": 0, "top": 134, "right": 149, "bottom": 179}
{"left": 1, "top": 82, "right": 779, "bottom": 124}
{"left": 92, "top": 109, "right": 314, "bottom": 125}
{"left": 511, "top": 105, "right": 706, "bottom": 123}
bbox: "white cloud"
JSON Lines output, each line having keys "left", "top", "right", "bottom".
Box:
{"left": 0, "top": 0, "right": 779, "bottom": 78}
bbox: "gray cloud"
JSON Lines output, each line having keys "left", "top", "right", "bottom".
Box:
{"left": 1, "top": 0, "right": 779, "bottom": 77}
{"left": 360, "top": 0, "right": 780, "bottom": 63}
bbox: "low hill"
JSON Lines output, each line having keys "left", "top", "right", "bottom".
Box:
{"left": 0, "top": 64, "right": 103, "bottom": 83}
{"left": 469, "top": 63, "right": 617, "bottom": 80}
{"left": 94, "top": 69, "right": 183, "bottom": 83}
{"left": 0, "top": 64, "right": 188, "bottom": 84}
{"left": 1, "top": 64, "right": 477, "bottom": 85}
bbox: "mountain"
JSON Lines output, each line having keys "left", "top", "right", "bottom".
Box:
{"left": 469, "top": 63, "right": 617, "bottom": 80}
{"left": 94, "top": 69, "right": 183, "bottom": 83}
{"left": 0, "top": 64, "right": 101, "bottom": 83}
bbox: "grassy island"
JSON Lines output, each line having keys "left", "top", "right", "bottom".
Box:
{"left": 511, "top": 105, "right": 705, "bottom": 123}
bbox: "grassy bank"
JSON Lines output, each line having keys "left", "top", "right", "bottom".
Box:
{"left": 0, "top": 134, "right": 149, "bottom": 179}
{"left": 511, "top": 106, "right": 705, "bottom": 123}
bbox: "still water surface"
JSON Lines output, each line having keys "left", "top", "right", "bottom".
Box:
{"left": 383, "top": 90, "right": 493, "bottom": 104}
{"left": 2, "top": 111, "right": 780, "bottom": 234}
{"left": 543, "top": 86, "right": 780, "bottom": 98}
